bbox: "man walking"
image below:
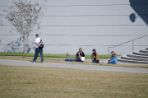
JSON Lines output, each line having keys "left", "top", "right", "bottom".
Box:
{"left": 32, "top": 34, "right": 44, "bottom": 63}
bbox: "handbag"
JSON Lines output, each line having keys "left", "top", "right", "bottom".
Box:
{"left": 39, "top": 43, "right": 44, "bottom": 48}
{"left": 38, "top": 39, "right": 44, "bottom": 48}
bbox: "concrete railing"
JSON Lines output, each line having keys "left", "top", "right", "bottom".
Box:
{"left": 108, "top": 35, "right": 148, "bottom": 54}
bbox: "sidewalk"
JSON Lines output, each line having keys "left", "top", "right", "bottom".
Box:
{"left": 0, "top": 59, "right": 148, "bottom": 74}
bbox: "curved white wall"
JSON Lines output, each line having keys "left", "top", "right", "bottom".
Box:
{"left": 0, "top": 0, "right": 148, "bottom": 54}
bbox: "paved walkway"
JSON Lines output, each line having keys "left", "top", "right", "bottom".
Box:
{"left": 0, "top": 59, "right": 148, "bottom": 74}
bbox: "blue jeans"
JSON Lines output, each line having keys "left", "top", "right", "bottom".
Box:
{"left": 108, "top": 58, "right": 117, "bottom": 64}
{"left": 33, "top": 48, "right": 44, "bottom": 62}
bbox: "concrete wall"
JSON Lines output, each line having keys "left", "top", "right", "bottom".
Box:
{"left": 0, "top": 0, "right": 148, "bottom": 54}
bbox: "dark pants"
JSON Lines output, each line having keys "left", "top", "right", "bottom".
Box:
{"left": 33, "top": 48, "right": 44, "bottom": 62}
{"left": 75, "top": 57, "right": 84, "bottom": 62}
{"left": 92, "top": 59, "right": 99, "bottom": 63}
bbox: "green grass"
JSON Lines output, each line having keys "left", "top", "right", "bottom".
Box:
{"left": 0, "top": 52, "right": 34, "bottom": 57}
{"left": 0, "top": 52, "right": 110, "bottom": 59}
{"left": 0, "top": 65, "right": 148, "bottom": 98}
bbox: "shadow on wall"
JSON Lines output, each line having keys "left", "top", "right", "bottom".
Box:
{"left": 129, "top": 0, "right": 148, "bottom": 25}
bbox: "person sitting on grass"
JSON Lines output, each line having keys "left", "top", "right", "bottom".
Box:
{"left": 75, "top": 48, "right": 85, "bottom": 62}
{"left": 108, "top": 51, "right": 118, "bottom": 64}
{"left": 91, "top": 49, "right": 100, "bottom": 63}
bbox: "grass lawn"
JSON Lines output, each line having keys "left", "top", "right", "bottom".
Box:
{"left": 0, "top": 65, "right": 148, "bottom": 98}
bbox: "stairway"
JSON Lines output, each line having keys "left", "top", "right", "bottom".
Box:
{"left": 118, "top": 48, "right": 148, "bottom": 64}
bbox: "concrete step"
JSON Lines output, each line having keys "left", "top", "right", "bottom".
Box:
{"left": 127, "top": 54, "right": 148, "bottom": 59}
{"left": 118, "top": 48, "right": 148, "bottom": 64}
{"left": 118, "top": 59, "right": 148, "bottom": 64}
{"left": 121, "top": 56, "right": 148, "bottom": 61}
{"left": 133, "top": 52, "right": 148, "bottom": 56}
{"left": 139, "top": 50, "right": 148, "bottom": 53}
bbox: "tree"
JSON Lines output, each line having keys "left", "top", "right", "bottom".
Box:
{"left": 6, "top": 0, "right": 42, "bottom": 53}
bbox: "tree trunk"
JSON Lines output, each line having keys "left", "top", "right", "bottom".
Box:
{"left": 22, "top": 34, "right": 29, "bottom": 53}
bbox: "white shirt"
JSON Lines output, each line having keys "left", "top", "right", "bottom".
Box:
{"left": 34, "top": 37, "right": 41, "bottom": 48}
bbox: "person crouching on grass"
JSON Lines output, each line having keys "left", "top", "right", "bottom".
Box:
{"left": 75, "top": 48, "right": 85, "bottom": 62}
{"left": 32, "top": 34, "right": 44, "bottom": 63}
{"left": 91, "top": 49, "right": 100, "bottom": 63}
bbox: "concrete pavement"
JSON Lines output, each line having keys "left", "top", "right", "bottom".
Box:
{"left": 0, "top": 59, "right": 148, "bottom": 74}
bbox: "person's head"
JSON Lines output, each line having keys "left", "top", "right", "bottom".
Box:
{"left": 111, "top": 51, "right": 116, "bottom": 55}
{"left": 92, "top": 49, "right": 96, "bottom": 53}
{"left": 36, "top": 34, "right": 39, "bottom": 38}
{"left": 79, "top": 48, "right": 83, "bottom": 52}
